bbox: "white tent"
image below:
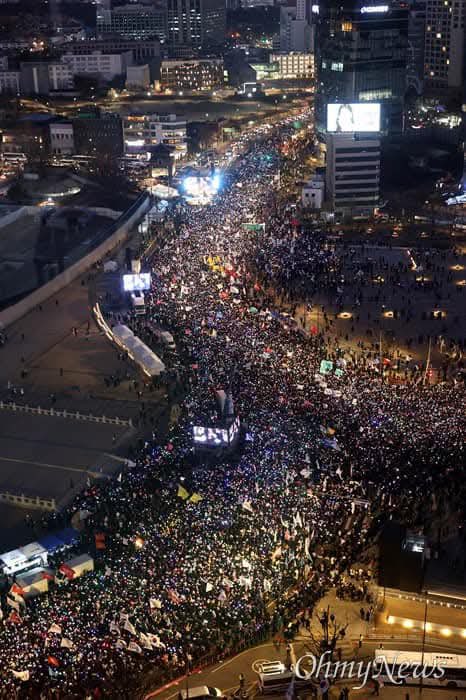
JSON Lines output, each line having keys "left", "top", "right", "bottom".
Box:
{"left": 111, "top": 325, "right": 165, "bottom": 377}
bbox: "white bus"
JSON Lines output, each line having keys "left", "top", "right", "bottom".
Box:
{"left": 374, "top": 649, "right": 466, "bottom": 690}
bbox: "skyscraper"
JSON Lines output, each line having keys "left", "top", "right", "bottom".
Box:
{"left": 167, "top": 0, "right": 226, "bottom": 52}
{"left": 406, "top": 1, "right": 426, "bottom": 96}
{"left": 423, "top": 0, "right": 464, "bottom": 93}
{"left": 279, "top": 1, "right": 314, "bottom": 53}
{"left": 315, "top": 1, "right": 408, "bottom": 135}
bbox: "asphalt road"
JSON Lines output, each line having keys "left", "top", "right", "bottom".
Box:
{"left": 147, "top": 637, "right": 466, "bottom": 700}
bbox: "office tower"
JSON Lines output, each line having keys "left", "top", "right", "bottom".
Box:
{"left": 325, "top": 133, "right": 381, "bottom": 217}
{"left": 167, "top": 0, "right": 226, "bottom": 52}
{"left": 279, "top": 3, "right": 313, "bottom": 53}
{"left": 316, "top": 1, "right": 408, "bottom": 135}
{"left": 424, "top": 0, "right": 464, "bottom": 92}
{"left": 406, "top": 0, "right": 426, "bottom": 96}
{"left": 97, "top": 4, "right": 167, "bottom": 43}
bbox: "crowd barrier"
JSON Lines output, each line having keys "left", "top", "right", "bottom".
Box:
{"left": 0, "top": 401, "right": 133, "bottom": 427}
{"left": 0, "top": 491, "right": 56, "bottom": 511}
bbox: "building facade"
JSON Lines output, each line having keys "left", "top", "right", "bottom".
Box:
{"left": 72, "top": 113, "right": 123, "bottom": 156}
{"left": 325, "top": 133, "right": 381, "bottom": 216}
{"left": 50, "top": 121, "right": 75, "bottom": 155}
{"left": 97, "top": 5, "right": 167, "bottom": 42}
{"left": 406, "top": 1, "right": 426, "bottom": 96}
{"left": 0, "top": 71, "right": 20, "bottom": 94}
{"left": 423, "top": 0, "right": 464, "bottom": 92}
{"left": 123, "top": 113, "right": 187, "bottom": 160}
{"left": 48, "top": 63, "right": 74, "bottom": 91}
{"left": 61, "top": 38, "right": 160, "bottom": 64}
{"left": 160, "top": 58, "right": 224, "bottom": 91}
{"left": 61, "top": 51, "right": 134, "bottom": 82}
{"left": 167, "top": 0, "right": 226, "bottom": 51}
{"left": 270, "top": 52, "right": 313, "bottom": 79}
{"left": 279, "top": 5, "right": 313, "bottom": 53}
{"left": 302, "top": 173, "right": 325, "bottom": 208}
{"left": 126, "top": 64, "right": 151, "bottom": 89}
{"left": 316, "top": 2, "right": 408, "bottom": 135}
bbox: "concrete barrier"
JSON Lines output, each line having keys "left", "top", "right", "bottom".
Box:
{"left": 0, "top": 193, "right": 151, "bottom": 329}
{"left": 0, "top": 491, "right": 56, "bottom": 511}
{"left": 0, "top": 205, "right": 37, "bottom": 230}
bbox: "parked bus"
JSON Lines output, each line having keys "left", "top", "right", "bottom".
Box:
{"left": 374, "top": 649, "right": 466, "bottom": 690}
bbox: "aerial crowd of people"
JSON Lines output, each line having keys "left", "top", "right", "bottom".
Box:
{"left": 0, "top": 112, "right": 464, "bottom": 699}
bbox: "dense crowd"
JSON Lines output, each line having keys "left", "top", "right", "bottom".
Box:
{"left": 0, "top": 112, "right": 464, "bottom": 699}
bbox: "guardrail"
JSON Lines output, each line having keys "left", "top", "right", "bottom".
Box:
{"left": 0, "top": 491, "right": 56, "bottom": 511}
{"left": 0, "top": 401, "right": 133, "bottom": 427}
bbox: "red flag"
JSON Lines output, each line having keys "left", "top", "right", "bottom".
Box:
{"left": 41, "top": 572, "right": 55, "bottom": 581}
{"left": 47, "top": 656, "right": 60, "bottom": 668}
{"left": 10, "top": 583, "right": 24, "bottom": 597}
{"left": 8, "top": 611, "right": 22, "bottom": 624}
{"left": 310, "top": 325, "right": 318, "bottom": 335}
{"left": 58, "top": 564, "right": 75, "bottom": 580}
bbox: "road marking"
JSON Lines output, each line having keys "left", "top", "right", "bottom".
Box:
{"left": 210, "top": 643, "right": 276, "bottom": 674}
{"left": 0, "top": 455, "right": 90, "bottom": 474}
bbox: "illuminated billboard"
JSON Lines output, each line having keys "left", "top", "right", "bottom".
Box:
{"left": 122, "top": 273, "right": 152, "bottom": 292}
{"left": 327, "top": 103, "right": 381, "bottom": 133}
{"left": 193, "top": 416, "right": 240, "bottom": 448}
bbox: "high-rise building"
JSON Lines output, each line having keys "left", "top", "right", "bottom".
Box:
{"left": 279, "top": 4, "right": 313, "bottom": 53}
{"left": 325, "top": 133, "right": 381, "bottom": 217}
{"left": 97, "top": 4, "right": 167, "bottom": 43}
{"left": 423, "top": 0, "right": 464, "bottom": 92}
{"left": 406, "top": 1, "right": 426, "bottom": 96}
{"left": 167, "top": 0, "right": 226, "bottom": 51}
{"left": 316, "top": 2, "right": 408, "bottom": 135}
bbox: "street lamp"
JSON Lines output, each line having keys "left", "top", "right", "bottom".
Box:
{"left": 419, "top": 592, "right": 428, "bottom": 696}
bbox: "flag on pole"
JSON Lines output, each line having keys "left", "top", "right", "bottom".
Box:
{"left": 177, "top": 485, "right": 190, "bottom": 500}
{"left": 123, "top": 619, "right": 137, "bottom": 636}
{"left": 139, "top": 633, "right": 153, "bottom": 650}
{"left": 7, "top": 598, "right": 20, "bottom": 612}
{"left": 48, "top": 623, "right": 62, "bottom": 635}
{"left": 10, "top": 583, "right": 24, "bottom": 597}
{"left": 149, "top": 598, "right": 162, "bottom": 611}
{"left": 128, "top": 641, "right": 142, "bottom": 654}
{"left": 242, "top": 500, "right": 254, "bottom": 513}
{"left": 189, "top": 492, "right": 203, "bottom": 504}
{"left": 12, "top": 670, "right": 29, "bottom": 681}
{"left": 58, "top": 564, "right": 75, "bottom": 580}
{"left": 8, "top": 610, "right": 22, "bottom": 624}
{"left": 60, "top": 638, "right": 74, "bottom": 650}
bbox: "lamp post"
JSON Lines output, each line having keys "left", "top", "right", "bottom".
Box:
{"left": 419, "top": 593, "right": 428, "bottom": 697}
